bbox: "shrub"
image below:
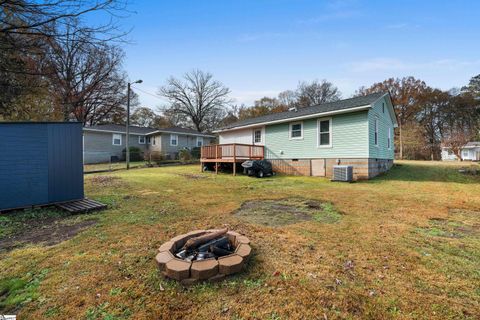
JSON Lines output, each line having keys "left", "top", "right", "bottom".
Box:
{"left": 122, "top": 146, "right": 143, "bottom": 161}
{"left": 179, "top": 149, "right": 191, "bottom": 162}
{"left": 191, "top": 147, "right": 201, "bottom": 159}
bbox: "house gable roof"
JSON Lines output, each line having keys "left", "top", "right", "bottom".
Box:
{"left": 83, "top": 124, "right": 215, "bottom": 137}
{"left": 218, "top": 92, "right": 392, "bottom": 132}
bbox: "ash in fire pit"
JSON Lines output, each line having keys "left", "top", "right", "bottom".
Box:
{"left": 155, "top": 229, "right": 252, "bottom": 284}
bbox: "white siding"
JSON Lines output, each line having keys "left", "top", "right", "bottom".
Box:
{"left": 219, "top": 127, "right": 265, "bottom": 145}
{"left": 442, "top": 147, "right": 480, "bottom": 161}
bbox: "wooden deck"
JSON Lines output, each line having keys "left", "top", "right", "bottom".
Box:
{"left": 200, "top": 143, "right": 264, "bottom": 175}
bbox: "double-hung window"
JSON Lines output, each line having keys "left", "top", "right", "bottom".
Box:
{"left": 112, "top": 133, "right": 122, "bottom": 146}
{"left": 289, "top": 122, "right": 303, "bottom": 139}
{"left": 374, "top": 118, "right": 379, "bottom": 146}
{"left": 196, "top": 137, "right": 203, "bottom": 147}
{"left": 254, "top": 129, "right": 262, "bottom": 143}
{"left": 170, "top": 134, "right": 178, "bottom": 146}
{"left": 318, "top": 118, "right": 332, "bottom": 147}
{"left": 138, "top": 136, "right": 146, "bottom": 144}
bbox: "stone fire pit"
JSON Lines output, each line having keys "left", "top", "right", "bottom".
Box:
{"left": 155, "top": 229, "right": 251, "bottom": 284}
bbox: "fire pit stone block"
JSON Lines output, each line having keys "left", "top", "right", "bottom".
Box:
{"left": 235, "top": 243, "right": 252, "bottom": 259}
{"left": 235, "top": 235, "right": 250, "bottom": 246}
{"left": 158, "top": 241, "right": 175, "bottom": 253}
{"left": 218, "top": 254, "right": 244, "bottom": 275}
{"left": 191, "top": 258, "right": 219, "bottom": 280}
{"left": 165, "top": 258, "right": 192, "bottom": 280}
{"left": 155, "top": 251, "right": 174, "bottom": 271}
{"left": 226, "top": 230, "right": 240, "bottom": 243}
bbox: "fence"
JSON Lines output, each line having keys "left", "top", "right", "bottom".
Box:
{"left": 83, "top": 150, "right": 200, "bottom": 173}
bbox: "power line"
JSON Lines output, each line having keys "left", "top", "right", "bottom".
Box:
{"left": 131, "top": 86, "right": 165, "bottom": 100}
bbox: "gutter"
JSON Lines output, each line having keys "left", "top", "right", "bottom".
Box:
{"left": 83, "top": 128, "right": 215, "bottom": 138}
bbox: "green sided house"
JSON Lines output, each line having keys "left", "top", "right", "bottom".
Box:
{"left": 201, "top": 92, "right": 397, "bottom": 180}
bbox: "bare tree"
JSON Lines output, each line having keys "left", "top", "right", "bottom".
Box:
{"left": 0, "top": 0, "right": 128, "bottom": 42}
{"left": 278, "top": 90, "right": 297, "bottom": 108}
{"left": 47, "top": 22, "right": 130, "bottom": 125}
{"left": 296, "top": 79, "right": 341, "bottom": 107}
{"left": 0, "top": 0, "right": 130, "bottom": 120}
{"left": 159, "top": 70, "right": 232, "bottom": 132}
{"left": 131, "top": 106, "right": 173, "bottom": 128}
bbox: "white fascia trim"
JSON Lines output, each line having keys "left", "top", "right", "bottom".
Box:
{"left": 214, "top": 105, "right": 372, "bottom": 133}
{"left": 83, "top": 128, "right": 215, "bottom": 138}
{"left": 147, "top": 130, "right": 215, "bottom": 138}
{"left": 83, "top": 128, "right": 145, "bottom": 135}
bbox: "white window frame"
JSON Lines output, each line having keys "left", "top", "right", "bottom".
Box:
{"left": 112, "top": 133, "right": 122, "bottom": 146}
{"left": 138, "top": 136, "right": 146, "bottom": 144}
{"left": 147, "top": 136, "right": 151, "bottom": 145}
{"left": 253, "top": 129, "right": 262, "bottom": 143}
{"left": 152, "top": 136, "right": 156, "bottom": 146}
{"left": 374, "top": 117, "right": 379, "bottom": 147}
{"left": 317, "top": 117, "right": 332, "bottom": 148}
{"left": 387, "top": 127, "right": 391, "bottom": 149}
{"left": 289, "top": 121, "right": 303, "bottom": 140}
{"left": 196, "top": 136, "right": 203, "bottom": 147}
{"left": 170, "top": 134, "right": 178, "bottom": 146}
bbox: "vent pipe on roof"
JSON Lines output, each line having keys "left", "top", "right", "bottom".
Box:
{"left": 288, "top": 106, "right": 298, "bottom": 112}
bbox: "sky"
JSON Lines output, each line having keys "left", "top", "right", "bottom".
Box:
{"left": 109, "top": 0, "right": 480, "bottom": 109}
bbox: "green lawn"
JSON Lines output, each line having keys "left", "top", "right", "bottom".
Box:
{"left": 1, "top": 160, "right": 479, "bottom": 319}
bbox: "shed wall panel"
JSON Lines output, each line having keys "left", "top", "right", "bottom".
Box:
{"left": 0, "top": 123, "right": 84, "bottom": 210}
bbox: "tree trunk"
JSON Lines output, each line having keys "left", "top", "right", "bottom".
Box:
{"left": 399, "top": 123, "right": 403, "bottom": 160}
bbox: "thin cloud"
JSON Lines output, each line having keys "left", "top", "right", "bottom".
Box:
{"left": 298, "top": 10, "right": 361, "bottom": 24}
{"left": 237, "top": 32, "right": 293, "bottom": 43}
{"left": 347, "top": 58, "right": 480, "bottom": 73}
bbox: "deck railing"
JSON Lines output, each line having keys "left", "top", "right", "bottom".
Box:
{"left": 201, "top": 143, "right": 264, "bottom": 160}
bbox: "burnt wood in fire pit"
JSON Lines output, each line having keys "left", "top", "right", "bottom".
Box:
{"left": 182, "top": 228, "right": 228, "bottom": 251}
{"left": 155, "top": 229, "right": 252, "bottom": 283}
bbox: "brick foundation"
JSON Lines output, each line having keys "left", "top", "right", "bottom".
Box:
{"left": 268, "top": 158, "right": 393, "bottom": 180}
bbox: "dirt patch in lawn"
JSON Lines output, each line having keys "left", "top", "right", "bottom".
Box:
{"left": 418, "top": 209, "right": 480, "bottom": 239}
{"left": 0, "top": 213, "right": 97, "bottom": 252}
{"left": 233, "top": 198, "right": 341, "bottom": 227}
{"left": 177, "top": 173, "right": 208, "bottom": 180}
{"left": 89, "top": 175, "right": 126, "bottom": 187}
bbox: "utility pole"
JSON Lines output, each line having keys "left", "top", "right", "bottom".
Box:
{"left": 126, "top": 79, "right": 142, "bottom": 170}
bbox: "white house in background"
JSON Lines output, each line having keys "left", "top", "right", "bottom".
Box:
{"left": 441, "top": 142, "right": 480, "bottom": 161}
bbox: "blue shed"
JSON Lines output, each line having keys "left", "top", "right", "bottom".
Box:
{"left": 0, "top": 122, "right": 84, "bottom": 211}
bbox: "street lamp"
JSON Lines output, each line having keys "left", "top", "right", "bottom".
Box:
{"left": 126, "top": 79, "right": 142, "bottom": 169}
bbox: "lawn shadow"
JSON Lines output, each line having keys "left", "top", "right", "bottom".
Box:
{"left": 370, "top": 161, "right": 480, "bottom": 184}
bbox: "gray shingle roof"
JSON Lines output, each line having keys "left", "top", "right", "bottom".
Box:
{"left": 85, "top": 124, "right": 156, "bottom": 134}
{"left": 84, "top": 124, "right": 214, "bottom": 137}
{"left": 221, "top": 92, "right": 387, "bottom": 130}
